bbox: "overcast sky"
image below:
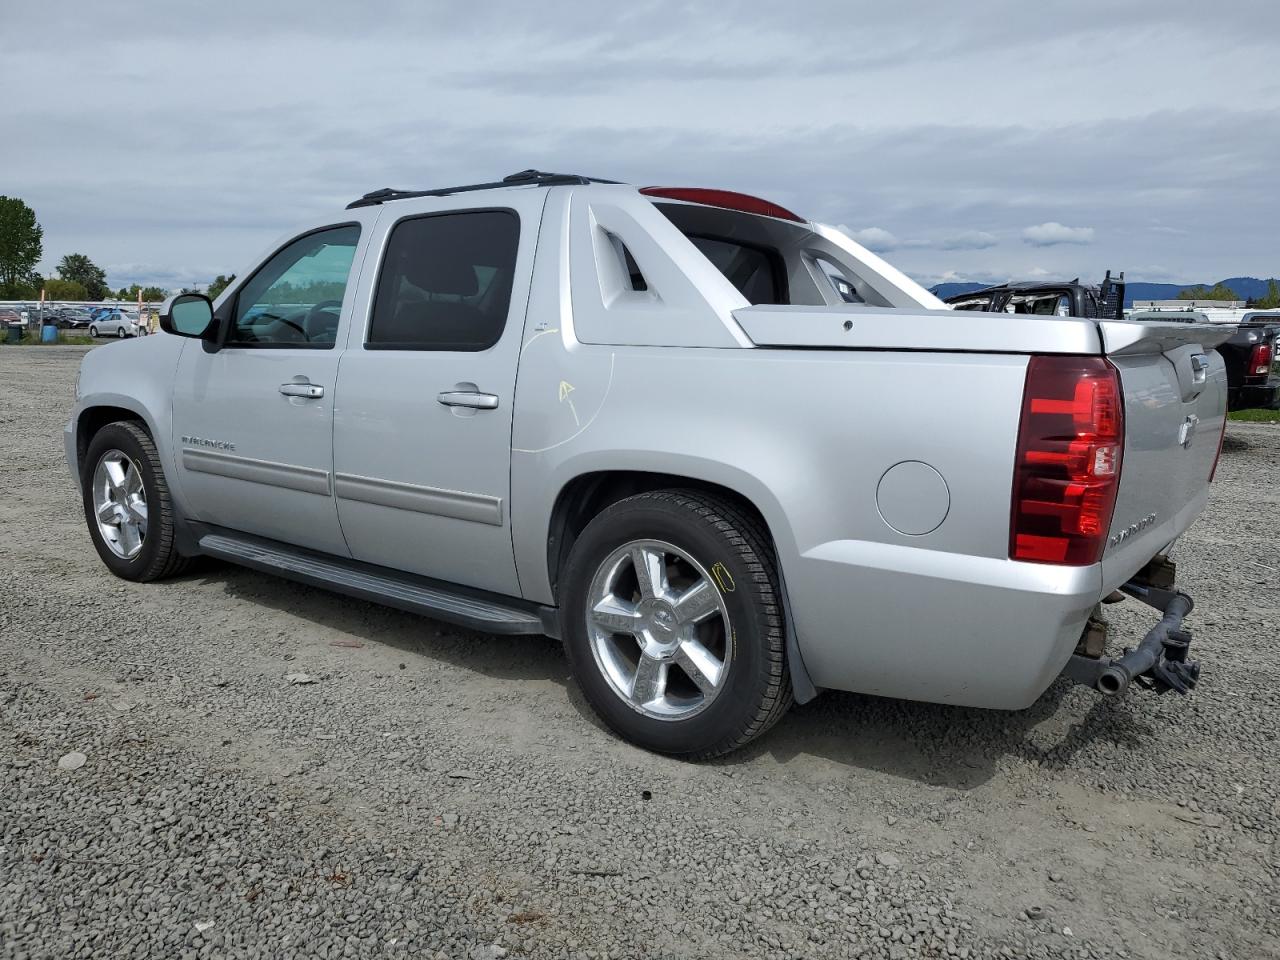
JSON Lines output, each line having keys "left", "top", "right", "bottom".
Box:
{"left": 5, "top": 0, "right": 1278, "bottom": 292}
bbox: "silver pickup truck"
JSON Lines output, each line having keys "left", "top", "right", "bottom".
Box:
{"left": 66, "top": 170, "right": 1231, "bottom": 757}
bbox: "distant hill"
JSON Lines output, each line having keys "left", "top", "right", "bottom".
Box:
{"left": 931, "top": 276, "right": 1274, "bottom": 307}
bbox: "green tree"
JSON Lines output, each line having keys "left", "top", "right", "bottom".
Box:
{"left": 112, "top": 283, "right": 167, "bottom": 303}
{"left": 1249, "top": 278, "right": 1280, "bottom": 310}
{"left": 0, "top": 196, "right": 43, "bottom": 297}
{"left": 44, "top": 278, "right": 89, "bottom": 301}
{"left": 207, "top": 274, "right": 236, "bottom": 300}
{"left": 1176, "top": 282, "right": 1241, "bottom": 302}
{"left": 57, "top": 253, "right": 109, "bottom": 300}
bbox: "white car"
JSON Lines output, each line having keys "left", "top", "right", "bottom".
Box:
{"left": 88, "top": 310, "right": 141, "bottom": 339}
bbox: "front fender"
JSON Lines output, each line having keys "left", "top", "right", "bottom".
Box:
{"left": 66, "top": 336, "right": 187, "bottom": 511}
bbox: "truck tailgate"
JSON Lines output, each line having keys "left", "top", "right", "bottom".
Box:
{"left": 1098, "top": 319, "right": 1234, "bottom": 589}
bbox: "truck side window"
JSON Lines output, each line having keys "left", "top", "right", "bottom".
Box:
{"left": 228, "top": 225, "right": 360, "bottom": 348}
{"left": 367, "top": 210, "right": 519, "bottom": 351}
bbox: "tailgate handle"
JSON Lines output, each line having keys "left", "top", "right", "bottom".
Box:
{"left": 1189, "top": 353, "right": 1208, "bottom": 386}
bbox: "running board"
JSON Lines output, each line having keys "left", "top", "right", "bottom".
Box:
{"left": 197, "top": 532, "right": 555, "bottom": 637}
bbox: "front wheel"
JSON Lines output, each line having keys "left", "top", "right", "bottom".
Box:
{"left": 116, "top": 326, "right": 126, "bottom": 338}
{"left": 88, "top": 325, "right": 98, "bottom": 338}
{"left": 82, "top": 421, "right": 190, "bottom": 582}
{"left": 560, "top": 490, "right": 792, "bottom": 758}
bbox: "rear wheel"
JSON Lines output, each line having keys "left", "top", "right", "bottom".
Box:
{"left": 88, "top": 325, "right": 98, "bottom": 338}
{"left": 82, "top": 421, "right": 190, "bottom": 582}
{"left": 561, "top": 490, "right": 792, "bottom": 758}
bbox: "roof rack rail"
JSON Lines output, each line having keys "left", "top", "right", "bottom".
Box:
{"left": 345, "top": 169, "right": 618, "bottom": 209}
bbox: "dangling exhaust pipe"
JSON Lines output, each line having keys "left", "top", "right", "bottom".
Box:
{"left": 1063, "top": 586, "right": 1200, "bottom": 696}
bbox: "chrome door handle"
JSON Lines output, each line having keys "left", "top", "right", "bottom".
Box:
{"left": 279, "top": 382, "right": 324, "bottom": 399}
{"left": 437, "top": 390, "right": 499, "bottom": 410}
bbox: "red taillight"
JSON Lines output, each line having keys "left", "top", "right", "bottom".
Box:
{"left": 639, "top": 186, "right": 805, "bottom": 223}
{"left": 1010, "top": 356, "right": 1124, "bottom": 565}
{"left": 1248, "top": 342, "right": 1273, "bottom": 376}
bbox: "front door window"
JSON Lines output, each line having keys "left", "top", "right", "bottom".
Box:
{"left": 228, "top": 225, "right": 360, "bottom": 348}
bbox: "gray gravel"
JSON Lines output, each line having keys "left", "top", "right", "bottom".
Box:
{"left": 1, "top": 345, "right": 1277, "bottom": 959}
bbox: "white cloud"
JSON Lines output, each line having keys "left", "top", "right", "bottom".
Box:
{"left": 842, "top": 226, "right": 900, "bottom": 252}
{"left": 1022, "top": 222, "right": 1096, "bottom": 247}
{"left": 3, "top": 0, "right": 1277, "bottom": 285}
{"left": 938, "top": 230, "right": 998, "bottom": 250}
{"left": 104, "top": 263, "right": 220, "bottom": 292}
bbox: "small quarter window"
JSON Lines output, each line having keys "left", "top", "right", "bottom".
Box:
{"left": 607, "top": 234, "right": 648, "bottom": 292}
{"left": 368, "top": 210, "right": 519, "bottom": 351}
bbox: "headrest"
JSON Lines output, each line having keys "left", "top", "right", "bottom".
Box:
{"left": 398, "top": 248, "right": 478, "bottom": 297}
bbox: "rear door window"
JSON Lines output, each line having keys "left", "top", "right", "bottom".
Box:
{"left": 367, "top": 210, "right": 519, "bottom": 351}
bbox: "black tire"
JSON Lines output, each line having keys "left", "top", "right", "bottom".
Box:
{"left": 81, "top": 420, "right": 191, "bottom": 582}
{"left": 560, "top": 490, "right": 792, "bottom": 758}
{"left": 116, "top": 326, "right": 126, "bottom": 339}
{"left": 88, "top": 325, "right": 98, "bottom": 338}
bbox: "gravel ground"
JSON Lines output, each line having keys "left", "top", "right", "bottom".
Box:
{"left": 1, "top": 345, "right": 1277, "bottom": 960}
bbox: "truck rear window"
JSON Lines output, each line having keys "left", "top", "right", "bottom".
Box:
{"left": 685, "top": 236, "right": 783, "bottom": 305}
{"left": 652, "top": 202, "right": 788, "bottom": 305}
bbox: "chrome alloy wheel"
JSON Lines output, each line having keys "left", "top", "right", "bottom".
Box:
{"left": 92, "top": 449, "right": 148, "bottom": 559}
{"left": 585, "top": 539, "right": 732, "bottom": 721}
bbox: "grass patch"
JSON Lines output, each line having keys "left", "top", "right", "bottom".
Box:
{"left": 4, "top": 332, "right": 96, "bottom": 346}
{"left": 1228, "top": 408, "right": 1280, "bottom": 422}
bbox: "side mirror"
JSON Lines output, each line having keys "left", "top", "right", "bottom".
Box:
{"left": 159, "top": 293, "right": 216, "bottom": 339}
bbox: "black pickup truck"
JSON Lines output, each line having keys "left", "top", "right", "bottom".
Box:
{"left": 944, "top": 275, "right": 1279, "bottom": 412}
{"left": 1214, "top": 315, "right": 1277, "bottom": 411}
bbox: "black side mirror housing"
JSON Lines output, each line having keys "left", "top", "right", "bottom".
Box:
{"left": 159, "top": 293, "right": 217, "bottom": 340}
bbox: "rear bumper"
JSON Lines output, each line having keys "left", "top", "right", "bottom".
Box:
{"left": 788, "top": 541, "right": 1101, "bottom": 710}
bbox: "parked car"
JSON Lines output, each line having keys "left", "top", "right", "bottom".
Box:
{"left": 64, "top": 170, "right": 1228, "bottom": 757}
{"left": 48, "top": 306, "right": 92, "bottom": 329}
{"left": 0, "top": 308, "right": 21, "bottom": 326}
{"left": 88, "top": 308, "right": 141, "bottom": 339}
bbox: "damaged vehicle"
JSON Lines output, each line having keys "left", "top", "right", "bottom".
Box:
{"left": 65, "top": 171, "right": 1229, "bottom": 757}
{"left": 944, "top": 271, "right": 1127, "bottom": 320}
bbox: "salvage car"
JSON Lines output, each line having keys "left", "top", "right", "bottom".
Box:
{"left": 88, "top": 307, "right": 141, "bottom": 339}
{"left": 49, "top": 306, "right": 92, "bottom": 330}
{"left": 945, "top": 272, "right": 1126, "bottom": 320}
{"left": 65, "top": 171, "right": 1230, "bottom": 756}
